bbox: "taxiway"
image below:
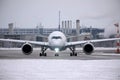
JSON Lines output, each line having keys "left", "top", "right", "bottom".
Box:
{"left": 0, "top": 48, "right": 120, "bottom": 80}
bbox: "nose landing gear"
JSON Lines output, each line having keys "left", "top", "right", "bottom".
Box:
{"left": 55, "top": 53, "right": 59, "bottom": 56}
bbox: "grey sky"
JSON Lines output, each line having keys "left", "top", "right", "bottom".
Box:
{"left": 0, "top": 0, "right": 120, "bottom": 36}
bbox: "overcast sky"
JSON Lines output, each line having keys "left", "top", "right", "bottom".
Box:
{"left": 0, "top": 0, "right": 120, "bottom": 36}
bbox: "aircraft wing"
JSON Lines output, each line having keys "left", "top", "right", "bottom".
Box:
{"left": 37, "top": 35, "right": 48, "bottom": 39}
{"left": 0, "top": 38, "right": 49, "bottom": 47}
{"left": 66, "top": 34, "right": 90, "bottom": 39}
{"left": 66, "top": 38, "right": 120, "bottom": 46}
{"left": 94, "top": 47, "right": 116, "bottom": 53}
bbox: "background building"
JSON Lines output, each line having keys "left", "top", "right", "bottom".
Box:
{"left": 0, "top": 20, "right": 109, "bottom": 47}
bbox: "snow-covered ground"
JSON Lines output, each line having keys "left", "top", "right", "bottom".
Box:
{"left": 0, "top": 59, "right": 120, "bottom": 80}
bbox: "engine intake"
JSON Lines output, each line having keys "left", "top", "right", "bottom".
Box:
{"left": 22, "top": 43, "right": 33, "bottom": 55}
{"left": 83, "top": 43, "right": 94, "bottom": 55}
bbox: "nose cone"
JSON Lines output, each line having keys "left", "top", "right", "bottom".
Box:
{"left": 51, "top": 39, "right": 64, "bottom": 48}
{"left": 52, "top": 39, "right": 62, "bottom": 45}
{"left": 48, "top": 31, "right": 66, "bottom": 50}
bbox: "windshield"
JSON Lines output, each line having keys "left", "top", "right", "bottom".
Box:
{"left": 52, "top": 36, "right": 62, "bottom": 39}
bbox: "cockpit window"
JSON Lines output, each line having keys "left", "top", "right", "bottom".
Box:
{"left": 52, "top": 36, "right": 62, "bottom": 39}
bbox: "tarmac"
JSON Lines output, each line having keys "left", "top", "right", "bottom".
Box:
{"left": 0, "top": 48, "right": 120, "bottom": 80}
{"left": 0, "top": 48, "right": 120, "bottom": 60}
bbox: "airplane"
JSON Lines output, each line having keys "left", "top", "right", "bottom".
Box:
{"left": 0, "top": 31, "right": 120, "bottom": 56}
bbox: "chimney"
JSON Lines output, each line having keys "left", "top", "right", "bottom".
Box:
{"left": 8, "top": 23, "right": 14, "bottom": 34}
{"left": 76, "top": 20, "right": 80, "bottom": 40}
{"left": 62, "top": 21, "right": 65, "bottom": 33}
{"left": 67, "top": 20, "right": 70, "bottom": 34}
{"left": 65, "top": 21, "right": 67, "bottom": 34}
{"left": 70, "top": 20, "right": 72, "bottom": 34}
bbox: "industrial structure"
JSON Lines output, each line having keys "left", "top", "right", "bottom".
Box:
{"left": 0, "top": 20, "right": 105, "bottom": 47}
{"left": 114, "top": 23, "right": 120, "bottom": 53}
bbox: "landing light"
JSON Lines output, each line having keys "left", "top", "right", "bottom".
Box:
{"left": 55, "top": 48, "right": 59, "bottom": 53}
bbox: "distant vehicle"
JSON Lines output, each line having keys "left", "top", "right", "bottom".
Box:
{"left": 0, "top": 31, "right": 119, "bottom": 56}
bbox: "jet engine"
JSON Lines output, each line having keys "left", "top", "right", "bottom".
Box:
{"left": 83, "top": 42, "right": 94, "bottom": 55}
{"left": 22, "top": 43, "right": 33, "bottom": 55}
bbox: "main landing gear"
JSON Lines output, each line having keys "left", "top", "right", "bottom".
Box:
{"left": 39, "top": 47, "right": 47, "bottom": 56}
{"left": 69, "top": 46, "right": 77, "bottom": 56}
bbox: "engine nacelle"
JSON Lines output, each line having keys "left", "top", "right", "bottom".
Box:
{"left": 83, "top": 42, "right": 94, "bottom": 55}
{"left": 22, "top": 43, "right": 33, "bottom": 55}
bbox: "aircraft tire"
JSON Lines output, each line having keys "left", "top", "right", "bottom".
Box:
{"left": 44, "top": 53, "right": 47, "bottom": 56}
{"left": 74, "top": 53, "right": 77, "bottom": 56}
{"left": 55, "top": 53, "right": 59, "bottom": 56}
{"left": 39, "top": 53, "right": 42, "bottom": 56}
{"left": 70, "top": 53, "right": 73, "bottom": 56}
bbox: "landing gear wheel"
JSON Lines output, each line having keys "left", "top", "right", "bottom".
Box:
{"left": 39, "top": 53, "right": 47, "bottom": 56}
{"left": 69, "top": 46, "right": 77, "bottom": 56}
{"left": 39, "top": 53, "right": 42, "bottom": 56}
{"left": 39, "top": 47, "right": 47, "bottom": 57}
{"left": 44, "top": 53, "right": 47, "bottom": 56}
{"left": 70, "top": 53, "right": 73, "bottom": 56}
{"left": 55, "top": 53, "right": 59, "bottom": 56}
{"left": 74, "top": 53, "right": 77, "bottom": 56}
{"left": 70, "top": 53, "right": 77, "bottom": 56}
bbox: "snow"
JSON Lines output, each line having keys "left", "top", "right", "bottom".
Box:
{"left": 0, "top": 59, "right": 120, "bottom": 80}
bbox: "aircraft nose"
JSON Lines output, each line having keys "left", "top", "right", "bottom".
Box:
{"left": 52, "top": 40, "right": 62, "bottom": 46}
{"left": 50, "top": 39, "right": 65, "bottom": 48}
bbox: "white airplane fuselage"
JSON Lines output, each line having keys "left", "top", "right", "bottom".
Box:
{"left": 48, "top": 31, "right": 67, "bottom": 52}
